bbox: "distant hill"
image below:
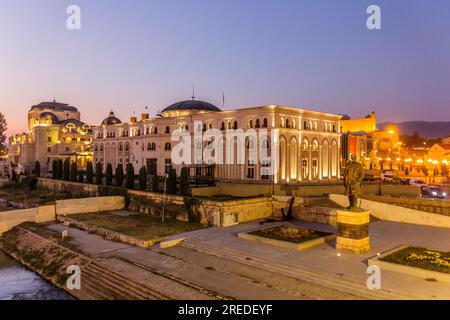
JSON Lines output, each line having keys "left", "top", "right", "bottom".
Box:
{"left": 378, "top": 121, "right": 450, "bottom": 139}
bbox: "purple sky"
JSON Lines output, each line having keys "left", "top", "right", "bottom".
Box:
{"left": 1, "top": 0, "right": 450, "bottom": 136}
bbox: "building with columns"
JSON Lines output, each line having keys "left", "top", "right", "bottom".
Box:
{"left": 93, "top": 99, "right": 342, "bottom": 183}
{"left": 8, "top": 101, "right": 93, "bottom": 173}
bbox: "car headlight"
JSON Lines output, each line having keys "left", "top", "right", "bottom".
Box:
{"left": 443, "top": 192, "right": 447, "bottom": 197}
{"left": 432, "top": 191, "right": 438, "bottom": 196}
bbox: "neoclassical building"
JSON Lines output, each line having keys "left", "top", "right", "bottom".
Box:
{"left": 93, "top": 99, "right": 342, "bottom": 183}
{"left": 8, "top": 101, "right": 93, "bottom": 173}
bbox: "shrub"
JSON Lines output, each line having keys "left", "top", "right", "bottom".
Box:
{"left": 125, "top": 164, "right": 135, "bottom": 189}
{"left": 98, "top": 185, "right": 130, "bottom": 208}
{"left": 95, "top": 162, "right": 103, "bottom": 185}
{"left": 115, "top": 164, "right": 124, "bottom": 187}
{"left": 106, "top": 163, "right": 113, "bottom": 186}
{"left": 86, "top": 161, "right": 94, "bottom": 184}
{"left": 34, "top": 161, "right": 41, "bottom": 177}
{"left": 138, "top": 166, "right": 147, "bottom": 190}
{"left": 27, "top": 176, "right": 38, "bottom": 191}
{"left": 167, "top": 167, "right": 177, "bottom": 195}
{"left": 152, "top": 175, "right": 159, "bottom": 192}
{"left": 180, "top": 167, "right": 189, "bottom": 196}
{"left": 57, "top": 159, "right": 63, "bottom": 180}
{"left": 78, "top": 171, "right": 84, "bottom": 183}
{"left": 51, "top": 160, "right": 57, "bottom": 179}
{"left": 70, "top": 162, "right": 78, "bottom": 182}
{"left": 184, "top": 197, "right": 201, "bottom": 223}
{"left": 63, "top": 159, "right": 70, "bottom": 181}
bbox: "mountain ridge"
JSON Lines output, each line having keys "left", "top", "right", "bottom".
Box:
{"left": 378, "top": 121, "right": 450, "bottom": 139}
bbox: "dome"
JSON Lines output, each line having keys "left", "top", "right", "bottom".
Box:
{"left": 101, "top": 111, "right": 122, "bottom": 126}
{"left": 161, "top": 99, "right": 220, "bottom": 116}
{"left": 39, "top": 112, "right": 60, "bottom": 125}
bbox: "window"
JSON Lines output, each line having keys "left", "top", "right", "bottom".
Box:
{"left": 261, "top": 160, "right": 270, "bottom": 180}
{"left": 94, "top": 144, "right": 98, "bottom": 152}
{"left": 125, "top": 144, "right": 129, "bottom": 151}
{"left": 312, "top": 158, "right": 319, "bottom": 178}
{"left": 285, "top": 119, "right": 290, "bottom": 128}
{"left": 100, "top": 144, "right": 104, "bottom": 151}
{"left": 248, "top": 120, "right": 253, "bottom": 128}
{"left": 202, "top": 123, "right": 207, "bottom": 132}
{"left": 227, "top": 121, "right": 231, "bottom": 129}
{"left": 304, "top": 121, "right": 308, "bottom": 130}
{"left": 66, "top": 147, "right": 69, "bottom": 152}
{"left": 255, "top": 119, "right": 260, "bottom": 128}
{"left": 208, "top": 123, "right": 212, "bottom": 129}
{"left": 165, "top": 159, "right": 172, "bottom": 173}
{"left": 221, "top": 122, "right": 225, "bottom": 130}
{"left": 147, "top": 143, "right": 156, "bottom": 151}
{"left": 247, "top": 139, "right": 255, "bottom": 150}
{"left": 165, "top": 126, "right": 170, "bottom": 134}
{"left": 165, "top": 143, "right": 171, "bottom": 151}
{"left": 153, "top": 127, "right": 158, "bottom": 134}
{"left": 47, "top": 147, "right": 52, "bottom": 152}
{"left": 47, "top": 136, "right": 52, "bottom": 142}
{"left": 118, "top": 144, "right": 123, "bottom": 151}
{"left": 233, "top": 121, "right": 238, "bottom": 130}
{"left": 302, "top": 158, "right": 309, "bottom": 178}
{"left": 263, "top": 118, "right": 268, "bottom": 128}
{"left": 247, "top": 160, "right": 255, "bottom": 179}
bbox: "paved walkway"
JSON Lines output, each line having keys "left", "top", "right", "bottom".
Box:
{"left": 168, "top": 220, "right": 450, "bottom": 299}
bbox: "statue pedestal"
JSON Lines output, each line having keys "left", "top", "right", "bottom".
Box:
{"left": 336, "top": 210, "right": 370, "bottom": 254}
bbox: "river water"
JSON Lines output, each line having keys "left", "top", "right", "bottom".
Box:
{"left": 0, "top": 251, "right": 72, "bottom": 300}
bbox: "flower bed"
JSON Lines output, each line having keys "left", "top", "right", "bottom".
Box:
{"left": 249, "top": 225, "right": 333, "bottom": 244}
{"left": 380, "top": 246, "right": 450, "bottom": 274}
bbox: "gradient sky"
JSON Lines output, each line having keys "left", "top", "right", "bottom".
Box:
{"left": 1, "top": 0, "right": 450, "bottom": 136}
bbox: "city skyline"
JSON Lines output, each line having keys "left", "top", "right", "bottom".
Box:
{"left": 2, "top": 0, "right": 450, "bottom": 136}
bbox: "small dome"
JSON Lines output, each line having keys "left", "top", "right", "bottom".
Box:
{"left": 39, "top": 112, "right": 60, "bottom": 125}
{"left": 102, "top": 111, "right": 122, "bottom": 126}
{"left": 161, "top": 99, "right": 220, "bottom": 116}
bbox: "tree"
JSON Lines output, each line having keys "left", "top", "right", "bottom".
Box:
{"left": 63, "top": 159, "right": 70, "bottom": 181}
{"left": 167, "top": 167, "right": 177, "bottom": 195}
{"left": 95, "top": 162, "right": 103, "bottom": 185}
{"left": 51, "top": 160, "right": 57, "bottom": 179}
{"left": 0, "top": 112, "right": 7, "bottom": 155}
{"left": 115, "top": 164, "right": 124, "bottom": 187}
{"left": 86, "top": 161, "right": 94, "bottom": 184}
{"left": 125, "top": 164, "right": 135, "bottom": 189}
{"left": 57, "top": 159, "right": 63, "bottom": 180}
{"left": 138, "top": 166, "right": 147, "bottom": 190}
{"left": 78, "top": 171, "right": 84, "bottom": 183}
{"left": 152, "top": 175, "right": 159, "bottom": 192}
{"left": 441, "top": 164, "right": 449, "bottom": 177}
{"left": 34, "top": 161, "right": 41, "bottom": 177}
{"left": 180, "top": 167, "right": 189, "bottom": 196}
{"left": 70, "top": 162, "right": 78, "bottom": 182}
{"left": 404, "top": 167, "right": 410, "bottom": 176}
{"left": 106, "top": 163, "right": 113, "bottom": 186}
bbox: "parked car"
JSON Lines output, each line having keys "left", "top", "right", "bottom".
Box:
{"left": 409, "top": 178, "right": 427, "bottom": 187}
{"left": 421, "top": 186, "right": 448, "bottom": 199}
{"left": 381, "top": 171, "right": 395, "bottom": 183}
{"left": 363, "top": 173, "right": 375, "bottom": 181}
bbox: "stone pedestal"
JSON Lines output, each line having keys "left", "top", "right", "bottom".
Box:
{"left": 336, "top": 210, "right": 370, "bottom": 254}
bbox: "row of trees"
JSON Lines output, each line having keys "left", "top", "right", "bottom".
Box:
{"left": 50, "top": 159, "right": 190, "bottom": 195}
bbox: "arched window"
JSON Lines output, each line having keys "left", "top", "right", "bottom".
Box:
{"left": 285, "top": 119, "right": 290, "bottom": 128}
{"left": 247, "top": 138, "right": 255, "bottom": 150}
{"left": 203, "top": 123, "right": 207, "bottom": 132}
{"left": 255, "top": 119, "right": 260, "bottom": 128}
{"left": 100, "top": 144, "right": 104, "bottom": 152}
{"left": 262, "top": 118, "right": 268, "bottom": 128}
{"left": 248, "top": 120, "right": 253, "bottom": 128}
{"left": 221, "top": 122, "right": 225, "bottom": 130}
{"left": 227, "top": 121, "right": 231, "bottom": 129}
{"left": 125, "top": 143, "right": 129, "bottom": 152}
{"left": 233, "top": 121, "right": 238, "bottom": 130}
{"left": 94, "top": 144, "right": 98, "bottom": 152}
{"left": 153, "top": 127, "right": 158, "bottom": 134}
{"left": 165, "top": 126, "right": 170, "bottom": 134}
{"left": 208, "top": 123, "right": 212, "bottom": 129}
{"left": 119, "top": 143, "right": 123, "bottom": 151}
{"left": 165, "top": 143, "right": 171, "bottom": 151}
{"left": 304, "top": 121, "right": 308, "bottom": 130}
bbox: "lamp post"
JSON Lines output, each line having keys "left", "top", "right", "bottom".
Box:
{"left": 162, "top": 173, "right": 168, "bottom": 223}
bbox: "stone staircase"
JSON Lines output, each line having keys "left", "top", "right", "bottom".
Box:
{"left": 76, "top": 262, "right": 170, "bottom": 300}
{"left": 181, "top": 239, "right": 415, "bottom": 300}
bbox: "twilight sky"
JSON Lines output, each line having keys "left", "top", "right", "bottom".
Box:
{"left": 1, "top": 0, "right": 450, "bottom": 136}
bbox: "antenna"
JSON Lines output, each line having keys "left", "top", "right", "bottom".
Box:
{"left": 222, "top": 92, "right": 225, "bottom": 109}
{"left": 192, "top": 84, "right": 195, "bottom": 101}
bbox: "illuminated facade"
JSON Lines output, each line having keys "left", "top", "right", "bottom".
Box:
{"left": 8, "top": 101, "right": 93, "bottom": 173}
{"left": 93, "top": 100, "right": 342, "bottom": 183}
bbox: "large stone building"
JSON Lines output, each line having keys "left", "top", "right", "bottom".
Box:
{"left": 8, "top": 101, "right": 93, "bottom": 173}
{"left": 93, "top": 99, "right": 342, "bottom": 183}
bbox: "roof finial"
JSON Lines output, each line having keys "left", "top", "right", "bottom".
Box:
{"left": 192, "top": 84, "right": 195, "bottom": 101}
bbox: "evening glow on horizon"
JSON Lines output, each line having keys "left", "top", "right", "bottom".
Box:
{"left": 1, "top": 0, "right": 450, "bottom": 136}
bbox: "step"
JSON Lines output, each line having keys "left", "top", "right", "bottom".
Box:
{"left": 82, "top": 272, "right": 136, "bottom": 300}
{"left": 181, "top": 239, "right": 414, "bottom": 300}
{"left": 86, "top": 263, "right": 168, "bottom": 299}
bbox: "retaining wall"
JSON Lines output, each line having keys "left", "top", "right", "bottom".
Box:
{"left": 329, "top": 194, "right": 450, "bottom": 229}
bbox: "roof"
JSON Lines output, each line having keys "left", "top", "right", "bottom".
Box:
{"left": 101, "top": 111, "right": 122, "bottom": 126}
{"left": 31, "top": 100, "right": 78, "bottom": 112}
{"left": 437, "top": 144, "right": 450, "bottom": 150}
{"left": 161, "top": 99, "right": 221, "bottom": 113}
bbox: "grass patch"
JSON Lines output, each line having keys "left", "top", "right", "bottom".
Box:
{"left": 380, "top": 246, "right": 450, "bottom": 274}
{"left": 68, "top": 211, "right": 207, "bottom": 240}
{"left": 250, "top": 225, "right": 332, "bottom": 244}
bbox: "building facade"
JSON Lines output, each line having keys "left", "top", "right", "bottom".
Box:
{"left": 93, "top": 100, "right": 342, "bottom": 183}
{"left": 8, "top": 101, "right": 93, "bottom": 173}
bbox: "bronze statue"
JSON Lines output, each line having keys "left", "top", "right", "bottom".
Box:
{"left": 344, "top": 154, "right": 365, "bottom": 211}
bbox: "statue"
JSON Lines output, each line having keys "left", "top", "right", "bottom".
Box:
{"left": 344, "top": 154, "right": 365, "bottom": 211}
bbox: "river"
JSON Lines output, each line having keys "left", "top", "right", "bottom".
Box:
{"left": 0, "top": 251, "right": 72, "bottom": 300}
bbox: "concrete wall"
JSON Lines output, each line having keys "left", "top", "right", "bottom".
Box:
{"left": 192, "top": 182, "right": 421, "bottom": 198}
{"left": 0, "top": 205, "right": 55, "bottom": 235}
{"left": 56, "top": 196, "right": 124, "bottom": 216}
{"left": 329, "top": 194, "right": 450, "bottom": 229}
{"left": 38, "top": 178, "right": 98, "bottom": 196}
